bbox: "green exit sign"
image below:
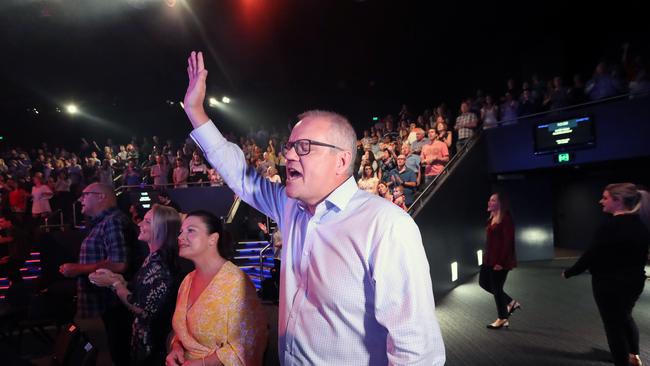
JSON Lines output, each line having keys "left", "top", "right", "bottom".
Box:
{"left": 555, "top": 152, "right": 573, "bottom": 164}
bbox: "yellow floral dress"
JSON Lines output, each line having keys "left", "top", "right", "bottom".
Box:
{"left": 172, "top": 261, "right": 268, "bottom": 365}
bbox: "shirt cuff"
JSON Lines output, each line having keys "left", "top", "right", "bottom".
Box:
{"left": 189, "top": 120, "right": 228, "bottom": 153}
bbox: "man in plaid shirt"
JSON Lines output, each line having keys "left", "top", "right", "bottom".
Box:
{"left": 60, "top": 183, "right": 131, "bottom": 366}
{"left": 454, "top": 101, "right": 478, "bottom": 152}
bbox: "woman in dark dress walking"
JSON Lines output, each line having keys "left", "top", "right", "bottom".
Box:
{"left": 480, "top": 192, "right": 521, "bottom": 329}
{"left": 564, "top": 183, "right": 650, "bottom": 366}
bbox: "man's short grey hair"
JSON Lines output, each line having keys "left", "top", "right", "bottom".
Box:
{"left": 298, "top": 110, "right": 357, "bottom": 176}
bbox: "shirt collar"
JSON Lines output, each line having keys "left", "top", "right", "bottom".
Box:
{"left": 325, "top": 176, "right": 358, "bottom": 211}
{"left": 90, "top": 207, "right": 119, "bottom": 226}
{"left": 296, "top": 175, "right": 358, "bottom": 213}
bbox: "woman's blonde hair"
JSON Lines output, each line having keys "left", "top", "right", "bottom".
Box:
{"left": 605, "top": 183, "right": 650, "bottom": 229}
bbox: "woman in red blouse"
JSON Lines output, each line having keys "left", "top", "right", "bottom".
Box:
{"left": 479, "top": 192, "right": 520, "bottom": 329}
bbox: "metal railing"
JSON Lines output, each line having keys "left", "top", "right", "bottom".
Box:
{"left": 114, "top": 180, "right": 224, "bottom": 196}
{"left": 407, "top": 129, "right": 484, "bottom": 217}
{"left": 259, "top": 242, "right": 273, "bottom": 280}
{"left": 40, "top": 209, "right": 66, "bottom": 232}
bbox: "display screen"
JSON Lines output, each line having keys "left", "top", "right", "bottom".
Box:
{"left": 534, "top": 116, "right": 595, "bottom": 154}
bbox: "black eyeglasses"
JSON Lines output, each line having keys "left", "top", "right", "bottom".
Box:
{"left": 283, "top": 139, "right": 344, "bottom": 156}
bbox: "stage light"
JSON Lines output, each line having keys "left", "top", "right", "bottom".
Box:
{"left": 221, "top": 96, "right": 231, "bottom": 104}
{"left": 451, "top": 261, "right": 458, "bottom": 282}
{"left": 179, "top": 101, "right": 185, "bottom": 109}
{"left": 209, "top": 97, "right": 219, "bottom": 107}
{"left": 66, "top": 104, "right": 79, "bottom": 115}
{"left": 476, "top": 250, "right": 483, "bottom": 266}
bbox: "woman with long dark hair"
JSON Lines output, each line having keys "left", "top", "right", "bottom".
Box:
{"left": 90, "top": 204, "right": 182, "bottom": 365}
{"left": 479, "top": 192, "right": 520, "bottom": 329}
{"left": 166, "top": 211, "right": 267, "bottom": 366}
{"left": 563, "top": 183, "right": 650, "bottom": 366}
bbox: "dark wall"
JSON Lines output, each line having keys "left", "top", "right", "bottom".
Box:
{"left": 415, "top": 137, "right": 492, "bottom": 296}
{"left": 166, "top": 186, "right": 235, "bottom": 217}
{"left": 119, "top": 186, "right": 236, "bottom": 218}
{"left": 484, "top": 96, "right": 650, "bottom": 252}
{"left": 494, "top": 176, "right": 555, "bottom": 261}
{"left": 550, "top": 158, "right": 650, "bottom": 250}
{"left": 485, "top": 96, "right": 650, "bottom": 174}
{"left": 415, "top": 135, "right": 561, "bottom": 297}
{"left": 553, "top": 177, "right": 607, "bottom": 251}
{"left": 493, "top": 157, "right": 650, "bottom": 252}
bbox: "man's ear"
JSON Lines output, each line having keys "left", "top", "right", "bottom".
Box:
{"left": 336, "top": 150, "right": 352, "bottom": 175}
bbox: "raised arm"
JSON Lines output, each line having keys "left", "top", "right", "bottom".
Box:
{"left": 183, "top": 52, "right": 285, "bottom": 224}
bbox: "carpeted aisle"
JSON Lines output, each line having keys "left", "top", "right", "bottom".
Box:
{"left": 436, "top": 259, "right": 650, "bottom": 366}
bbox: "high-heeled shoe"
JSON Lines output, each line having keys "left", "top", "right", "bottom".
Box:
{"left": 486, "top": 319, "right": 509, "bottom": 329}
{"left": 507, "top": 300, "right": 521, "bottom": 315}
{"left": 629, "top": 354, "right": 643, "bottom": 366}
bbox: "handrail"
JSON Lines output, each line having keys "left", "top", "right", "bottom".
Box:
{"left": 40, "top": 209, "right": 66, "bottom": 232}
{"left": 407, "top": 129, "right": 484, "bottom": 216}
{"left": 225, "top": 196, "right": 241, "bottom": 224}
{"left": 114, "top": 181, "right": 224, "bottom": 195}
{"left": 259, "top": 242, "right": 273, "bottom": 278}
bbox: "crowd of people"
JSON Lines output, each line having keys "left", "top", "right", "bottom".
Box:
{"left": 0, "top": 45, "right": 648, "bottom": 365}
{"left": 2, "top": 43, "right": 646, "bottom": 222}
{"left": 1, "top": 40, "right": 647, "bottom": 220}
{"left": 55, "top": 182, "right": 268, "bottom": 366}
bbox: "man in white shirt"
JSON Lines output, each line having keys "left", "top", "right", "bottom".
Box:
{"left": 182, "top": 51, "right": 445, "bottom": 366}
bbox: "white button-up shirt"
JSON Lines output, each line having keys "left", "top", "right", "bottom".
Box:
{"left": 191, "top": 121, "right": 445, "bottom": 366}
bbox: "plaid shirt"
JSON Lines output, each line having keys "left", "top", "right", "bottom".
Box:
{"left": 77, "top": 207, "right": 129, "bottom": 318}
{"left": 455, "top": 112, "right": 478, "bottom": 140}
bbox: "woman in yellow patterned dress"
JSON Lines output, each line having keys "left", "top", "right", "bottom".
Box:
{"left": 166, "top": 211, "right": 268, "bottom": 366}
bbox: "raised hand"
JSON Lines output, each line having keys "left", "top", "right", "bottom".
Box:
{"left": 184, "top": 51, "right": 210, "bottom": 128}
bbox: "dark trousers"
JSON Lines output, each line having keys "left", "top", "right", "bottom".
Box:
{"left": 479, "top": 265, "right": 512, "bottom": 319}
{"left": 592, "top": 276, "right": 645, "bottom": 366}
{"left": 102, "top": 305, "right": 133, "bottom": 366}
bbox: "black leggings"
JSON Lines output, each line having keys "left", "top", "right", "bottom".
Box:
{"left": 479, "top": 265, "right": 513, "bottom": 319}
{"left": 592, "top": 275, "right": 645, "bottom": 366}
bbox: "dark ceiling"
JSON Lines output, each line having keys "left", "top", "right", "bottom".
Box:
{"left": 1, "top": 0, "right": 648, "bottom": 147}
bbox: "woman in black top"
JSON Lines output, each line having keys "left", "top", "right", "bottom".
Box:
{"left": 564, "top": 183, "right": 650, "bottom": 366}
